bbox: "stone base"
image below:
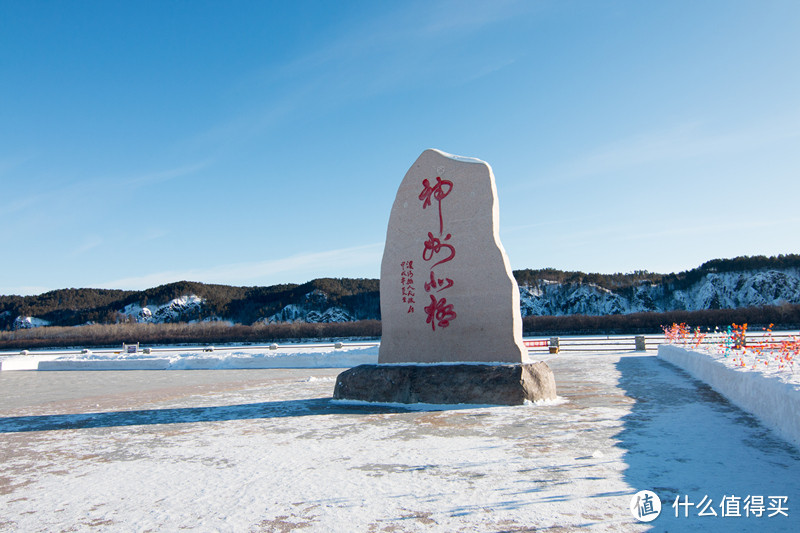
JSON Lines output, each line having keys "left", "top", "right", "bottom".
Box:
{"left": 333, "top": 362, "right": 556, "bottom": 405}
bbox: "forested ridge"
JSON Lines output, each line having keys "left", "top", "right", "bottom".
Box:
{"left": 1, "top": 254, "right": 798, "bottom": 331}
{"left": 0, "top": 278, "right": 380, "bottom": 329}
{"left": 513, "top": 253, "right": 800, "bottom": 291}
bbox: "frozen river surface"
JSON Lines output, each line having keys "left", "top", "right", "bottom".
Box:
{"left": 1, "top": 352, "right": 798, "bottom": 532}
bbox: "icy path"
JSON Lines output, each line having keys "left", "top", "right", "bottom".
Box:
{"left": 1, "top": 353, "right": 798, "bottom": 532}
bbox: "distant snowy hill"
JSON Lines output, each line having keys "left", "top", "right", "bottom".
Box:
{"left": 518, "top": 268, "right": 800, "bottom": 317}
{"left": 118, "top": 290, "right": 358, "bottom": 326}
{"left": 121, "top": 295, "right": 207, "bottom": 324}
{"left": 2, "top": 256, "right": 799, "bottom": 329}
{"left": 263, "top": 289, "right": 356, "bottom": 324}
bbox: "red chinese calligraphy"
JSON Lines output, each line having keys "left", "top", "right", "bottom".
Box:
{"left": 424, "top": 270, "right": 454, "bottom": 293}
{"left": 419, "top": 176, "right": 453, "bottom": 235}
{"left": 417, "top": 176, "right": 457, "bottom": 331}
{"left": 400, "top": 260, "right": 415, "bottom": 313}
{"left": 422, "top": 232, "right": 455, "bottom": 268}
{"left": 424, "top": 294, "right": 456, "bottom": 331}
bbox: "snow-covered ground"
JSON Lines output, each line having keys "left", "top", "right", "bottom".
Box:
{"left": 1, "top": 350, "right": 798, "bottom": 531}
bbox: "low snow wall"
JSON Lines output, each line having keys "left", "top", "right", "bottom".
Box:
{"left": 37, "top": 359, "right": 171, "bottom": 371}
{"left": 658, "top": 344, "right": 800, "bottom": 450}
{"left": 24, "top": 347, "right": 380, "bottom": 371}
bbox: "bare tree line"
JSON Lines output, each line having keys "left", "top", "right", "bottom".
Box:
{"left": 2, "top": 304, "right": 799, "bottom": 351}
{"left": 0, "top": 320, "right": 381, "bottom": 350}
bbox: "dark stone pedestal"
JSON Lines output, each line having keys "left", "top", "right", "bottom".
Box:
{"left": 333, "top": 362, "right": 556, "bottom": 405}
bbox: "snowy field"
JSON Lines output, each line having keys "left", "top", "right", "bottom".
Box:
{"left": 1, "top": 348, "right": 799, "bottom": 532}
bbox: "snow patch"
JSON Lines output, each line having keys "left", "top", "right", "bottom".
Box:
{"left": 264, "top": 291, "right": 355, "bottom": 323}
{"left": 302, "top": 376, "right": 336, "bottom": 383}
{"left": 525, "top": 396, "right": 569, "bottom": 406}
{"left": 12, "top": 316, "right": 50, "bottom": 329}
{"left": 429, "top": 148, "right": 486, "bottom": 165}
{"left": 121, "top": 303, "right": 153, "bottom": 322}
{"left": 152, "top": 295, "right": 205, "bottom": 323}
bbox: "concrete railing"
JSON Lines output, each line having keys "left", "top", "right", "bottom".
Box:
{"left": 9, "top": 333, "right": 794, "bottom": 358}
{"left": 525, "top": 335, "right": 657, "bottom": 353}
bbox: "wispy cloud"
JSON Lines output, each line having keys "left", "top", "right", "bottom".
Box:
{"left": 531, "top": 113, "right": 800, "bottom": 186}
{"left": 138, "top": 229, "right": 168, "bottom": 243}
{"left": 99, "top": 242, "right": 384, "bottom": 290}
{"left": 0, "top": 153, "right": 34, "bottom": 177}
{"left": 69, "top": 236, "right": 104, "bottom": 257}
{"left": 0, "top": 154, "right": 44, "bottom": 218}
{"left": 417, "top": 0, "right": 533, "bottom": 36}
{"left": 0, "top": 160, "right": 210, "bottom": 223}
{"left": 192, "top": 1, "right": 532, "bottom": 151}
{"left": 0, "top": 193, "right": 47, "bottom": 218}
{"left": 554, "top": 215, "right": 800, "bottom": 250}
{"left": 266, "top": 1, "right": 528, "bottom": 82}
{"left": 121, "top": 160, "right": 212, "bottom": 188}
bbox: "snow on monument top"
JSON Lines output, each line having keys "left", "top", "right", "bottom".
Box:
{"left": 429, "top": 148, "right": 487, "bottom": 165}
{"left": 378, "top": 149, "right": 527, "bottom": 364}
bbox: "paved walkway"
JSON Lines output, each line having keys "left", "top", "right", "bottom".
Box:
{"left": 1, "top": 353, "right": 798, "bottom": 532}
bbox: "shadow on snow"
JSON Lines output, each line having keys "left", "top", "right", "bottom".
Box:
{"left": 0, "top": 398, "right": 428, "bottom": 433}
{"left": 614, "top": 355, "right": 799, "bottom": 532}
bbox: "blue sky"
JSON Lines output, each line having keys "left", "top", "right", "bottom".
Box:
{"left": 1, "top": 0, "right": 799, "bottom": 295}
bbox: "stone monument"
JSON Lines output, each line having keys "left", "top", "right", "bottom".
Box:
{"left": 334, "top": 149, "right": 556, "bottom": 405}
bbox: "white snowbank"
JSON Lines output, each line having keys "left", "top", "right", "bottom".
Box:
{"left": 0, "top": 345, "right": 379, "bottom": 371}
{"left": 658, "top": 344, "right": 800, "bottom": 450}
{"left": 37, "top": 359, "right": 172, "bottom": 370}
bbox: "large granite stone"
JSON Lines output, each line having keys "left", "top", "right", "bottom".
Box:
{"left": 379, "top": 149, "right": 527, "bottom": 364}
{"left": 333, "top": 362, "right": 556, "bottom": 405}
